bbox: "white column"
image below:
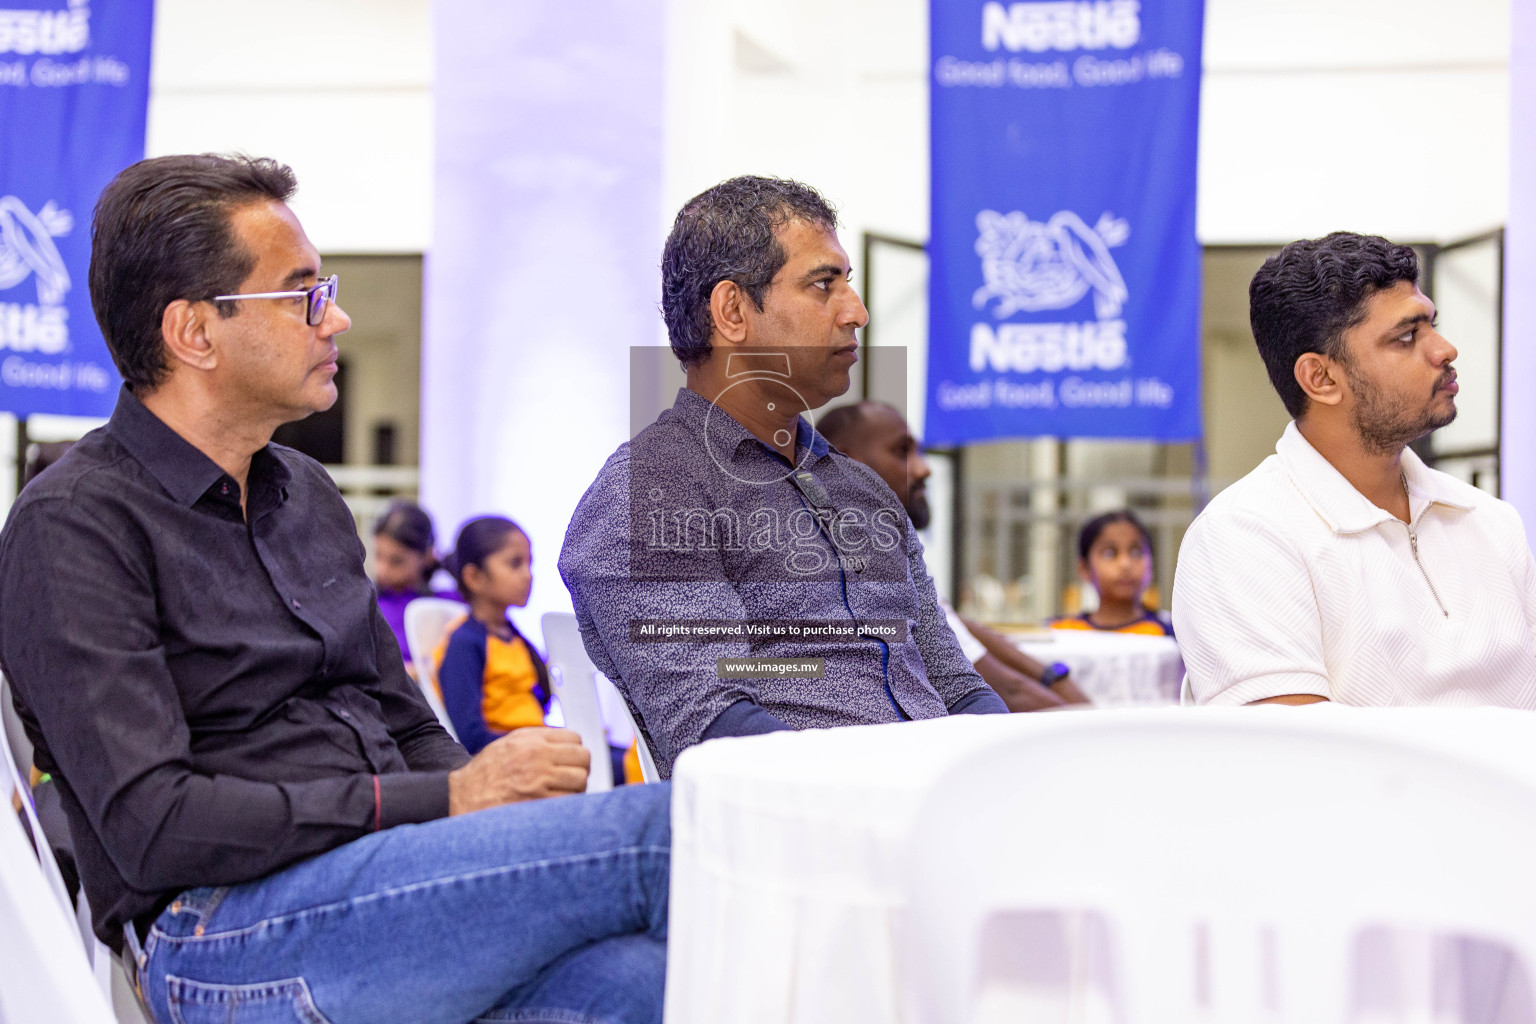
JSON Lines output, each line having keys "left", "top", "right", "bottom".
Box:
{"left": 1504, "top": 1, "right": 1536, "bottom": 526}
{"left": 423, "top": 0, "right": 666, "bottom": 625}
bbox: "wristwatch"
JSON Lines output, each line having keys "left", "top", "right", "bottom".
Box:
{"left": 1039, "top": 661, "right": 1072, "bottom": 687}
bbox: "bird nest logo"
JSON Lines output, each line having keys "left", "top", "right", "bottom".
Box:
{"left": 0, "top": 196, "right": 73, "bottom": 354}
{"left": 972, "top": 209, "right": 1129, "bottom": 319}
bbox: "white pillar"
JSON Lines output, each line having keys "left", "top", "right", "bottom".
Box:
{"left": 423, "top": 1, "right": 666, "bottom": 626}
{"left": 1504, "top": 1, "right": 1536, "bottom": 526}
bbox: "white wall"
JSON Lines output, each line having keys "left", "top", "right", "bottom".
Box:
{"left": 1200, "top": 0, "right": 1509, "bottom": 244}
{"left": 146, "top": 0, "right": 432, "bottom": 253}
{"left": 421, "top": 0, "right": 666, "bottom": 628}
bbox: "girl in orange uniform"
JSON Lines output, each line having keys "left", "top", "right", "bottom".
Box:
{"left": 1053, "top": 510, "right": 1174, "bottom": 637}
{"left": 435, "top": 516, "right": 550, "bottom": 754}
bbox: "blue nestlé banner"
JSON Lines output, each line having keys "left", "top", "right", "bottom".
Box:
{"left": 0, "top": 0, "right": 152, "bottom": 417}
{"left": 926, "top": 0, "right": 1204, "bottom": 444}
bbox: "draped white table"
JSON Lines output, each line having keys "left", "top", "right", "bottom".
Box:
{"left": 1014, "top": 627, "right": 1184, "bottom": 705}
{"left": 665, "top": 714, "right": 1032, "bottom": 1024}
{"left": 664, "top": 707, "right": 1536, "bottom": 1024}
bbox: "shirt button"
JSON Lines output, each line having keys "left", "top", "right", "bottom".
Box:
{"left": 292, "top": 599, "right": 301, "bottom": 609}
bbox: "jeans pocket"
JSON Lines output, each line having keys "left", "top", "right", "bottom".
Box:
{"left": 166, "top": 975, "right": 333, "bottom": 1024}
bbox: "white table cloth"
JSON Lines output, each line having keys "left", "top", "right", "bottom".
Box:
{"left": 664, "top": 707, "right": 1536, "bottom": 1024}
{"left": 1015, "top": 628, "right": 1183, "bottom": 705}
{"left": 666, "top": 714, "right": 1031, "bottom": 1024}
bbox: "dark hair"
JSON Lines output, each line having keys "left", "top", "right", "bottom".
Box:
{"left": 374, "top": 501, "right": 436, "bottom": 554}
{"left": 816, "top": 401, "right": 874, "bottom": 450}
{"left": 1078, "top": 510, "right": 1153, "bottom": 563}
{"left": 443, "top": 516, "right": 525, "bottom": 597}
{"left": 374, "top": 501, "right": 438, "bottom": 590}
{"left": 1249, "top": 231, "right": 1419, "bottom": 418}
{"left": 661, "top": 175, "right": 838, "bottom": 369}
{"left": 89, "top": 153, "right": 298, "bottom": 393}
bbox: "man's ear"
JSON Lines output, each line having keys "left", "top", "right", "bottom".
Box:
{"left": 708, "top": 279, "right": 750, "bottom": 345}
{"left": 160, "top": 299, "right": 219, "bottom": 372}
{"left": 1294, "top": 351, "right": 1344, "bottom": 408}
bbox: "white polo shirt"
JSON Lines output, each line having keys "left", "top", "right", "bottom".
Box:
{"left": 1173, "top": 421, "right": 1536, "bottom": 707}
{"left": 941, "top": 600, "right": 989, "bottom": 664}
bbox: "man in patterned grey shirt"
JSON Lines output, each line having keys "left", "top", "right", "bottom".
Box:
{"left": 559, "top": 176, "right": 1007, "bottom": 778}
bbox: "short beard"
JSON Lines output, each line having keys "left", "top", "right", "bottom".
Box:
{"left": 1345, "top": 360, "right": 1457, "bottom": 457}
{"left": 906, "top": 491, "right": 931, "bottom": 531}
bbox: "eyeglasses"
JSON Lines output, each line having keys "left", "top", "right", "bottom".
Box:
{"left": 212, "top": 274, "right": 339, "bottom": 326}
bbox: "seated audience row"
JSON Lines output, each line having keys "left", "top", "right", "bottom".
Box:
{"left": 4, "top": 148, "right": 1531, "bottom": 1024}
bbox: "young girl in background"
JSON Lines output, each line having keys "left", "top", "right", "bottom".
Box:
{"left": 435, "top": 516, "right": 551, "bottom": 755}
{"left": 1053, "top": 510, "right": 1174, "bottom": 637}
{"left": 372, "top": 501, "right": 461, "bottom": 667}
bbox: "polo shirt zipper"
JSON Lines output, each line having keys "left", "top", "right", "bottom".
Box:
{"left": 1405, "top": 520, "right": 1449, "bottom": 618}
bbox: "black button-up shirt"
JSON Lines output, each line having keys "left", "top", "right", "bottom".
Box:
{"left": 0, "top": 388, "right": 468, "bottom": 949}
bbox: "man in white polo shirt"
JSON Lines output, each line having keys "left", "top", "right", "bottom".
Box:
{"left": 1173, "top": 231, "right": 1536, "bottom": 707}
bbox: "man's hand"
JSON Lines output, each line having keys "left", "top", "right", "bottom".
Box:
{"left": 447, "top": 727, "right": 590, "bottom": 815}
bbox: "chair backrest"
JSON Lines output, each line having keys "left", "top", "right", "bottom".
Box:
{"left": 0, "top": 693, "right": 116, "bottom": 1024}
{"left": 541, "top": 612, "right": 614, "bottom": 793}
{"left": 903, "top": 708, "right": 1536, "bottom": 1024}
{"left": 594, "top": 672, "right": 635, "bottom": 748}
{"left": 403, "top": 597, "right": 465, "bottom": 740}
{"left": 541, "top": 612, "right": 659, "bottom": 784}
{"left": 2, "top": 676, "right": 32, "bottom": 783}
{"left": 613, "top": 691, "right": 660, "bottom": 784}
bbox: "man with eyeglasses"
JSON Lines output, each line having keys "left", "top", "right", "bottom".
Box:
{"left": 560, "top": 176, "right": 1007, "bottom": 780}
{"left": 0, "top": 154, "right": 670, "bottom": 1024}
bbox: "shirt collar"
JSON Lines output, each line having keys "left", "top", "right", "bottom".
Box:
{"left": 670, "top": 387, "right": 831, "bottom": 464}
{"left": 106, "top": 385, "right": 292, "bottom": 509}
{"left": 1276, "top": 419, "right": 1476, "bottom": 534}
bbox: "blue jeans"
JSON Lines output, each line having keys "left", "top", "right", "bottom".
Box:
{"left": 132, "top": 784, "right": 671, "bottom": 1024}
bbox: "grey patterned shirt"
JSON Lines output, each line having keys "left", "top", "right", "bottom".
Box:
{"left": 559, "top": 387, "right": 1000, "bottom": 777}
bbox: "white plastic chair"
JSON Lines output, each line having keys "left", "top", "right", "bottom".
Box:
{"left": 540, "top": 617, "right": 660, "bottom": 786}
{"left": 0, "top": 690, "right": 117, "bottom": 1024}
{"left": 614, "top": 694, "right": 660, "bottom": 784}
{"left": 403, "top": 597, "right": 465, "bottom": 740}
{"left": 595, "top": 673, "right": 635, "bottom": 748}
{"left": 903, "top": 708, "right": 1536, "bottom": 1024}
{"left": 541, "top": 613, "right": 614, "bottom": 793}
